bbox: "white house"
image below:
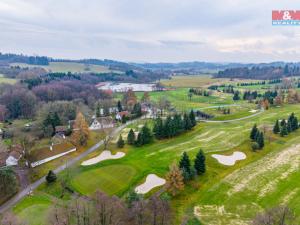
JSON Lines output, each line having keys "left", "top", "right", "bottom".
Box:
{"left": 89, "top": 117, "right": 114, "bottom": 130}
{"left": 6, "top": 146, "right": 23, "bottom": 166}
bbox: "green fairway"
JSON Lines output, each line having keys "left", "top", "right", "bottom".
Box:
{"left": 10, "top": 62, "right": 120, "bottom": 74}
{"left": 0, "top": 74, "right": 17, "bottom": 84}
{"left": 13, "top": 194, "right": 52, "bottom": 225}
{"left": 71, "top": 164, "right": 137, "bottom": 196}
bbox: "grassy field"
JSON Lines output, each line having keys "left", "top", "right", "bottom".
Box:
{"left": 0, "top": 74, "right": 17, "bottom": 84}
{"left": 10, "top": 62, "right": 120, "bottom": 74}
{"left": 11, "top": 75, "right": 300, "bottom": 224}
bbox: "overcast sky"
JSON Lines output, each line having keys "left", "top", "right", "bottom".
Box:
{"left": 1, "top": 0, "right": 300, "bottom": 63}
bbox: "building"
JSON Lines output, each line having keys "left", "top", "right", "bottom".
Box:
{"left": 116, "top": 111, "right": 129, "bottom": 121}
{"left": 89, "top": 116, "right": 115, "bottom": 130}
{"left": 5, "top": 145, "right": 24, "bottom": 166}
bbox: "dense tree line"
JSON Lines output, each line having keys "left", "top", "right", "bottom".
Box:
{"left": 153, "top": 111, "right": 196, "bottom": 139}
{"left": 195, "top": 110, "right": 213, "bottom": 119}
{"left": 189, "top": 88, "right": 211, "bottom": 96}
{"left": 216, "top": 65, "right": 300, "bottom": 80}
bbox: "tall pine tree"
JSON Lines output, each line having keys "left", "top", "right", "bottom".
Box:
{"left": 127, "top": 129, "right": 135, "bottom": 145}
{"left": 179, "top": 152, "right": 191, "bottom": 176}
{"left": 250, "top": 124, "right": 258, "bottom": 140}
{"left": 194, "top": 149, "right": 206, "bottom": 175}
{"left": 189, "top": 110, "right": 196, "bottom": 127}
{"left": 273, "top": 120, "right": 280, "bottom": 134}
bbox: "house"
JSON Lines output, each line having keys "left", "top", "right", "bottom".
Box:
{"left": 55, "top": 126, "right": 68, "bottom": 135}
{"left": 89, "top": 116, "right": 114, "bottom": 130}
{"left": 6, "top": 145, "right": 24, "bottom": 166}
{"left": 116, "top": 111, "right": 129, "bottom": 121}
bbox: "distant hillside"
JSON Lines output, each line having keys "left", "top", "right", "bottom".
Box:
{"left": 216, "top": 64, "right": 300, "bottom": 80}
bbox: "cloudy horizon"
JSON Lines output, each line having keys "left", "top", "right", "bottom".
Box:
{"left": 1, "top": 0, "right": 300, "bottom": 63}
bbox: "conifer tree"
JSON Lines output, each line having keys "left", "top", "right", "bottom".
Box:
{"left": 183, "top": 113, "right": 192, "bottom": 130}
{"left": 96, "top": 104, "right": 101, "bottom": 117}
{"left": 280, "top": 123, "right": 288, "bottom": 137}
{"left": 194, "top": 149, "right": 206, "bottom": 175}
{"left": 127, "top": 129, "right": 135, "bottom": 145}
{"left": 46, "top": 170, "right": 57, "bottom": 183}
{"left": 189, "top": 110, "right": 196, "bottom": 127}
{"left": 250, "top": 124, "right": 258, "bottom": 140}
{"left": 153, "top": 117, "right": 164, "bottom": 139}
{"left": 117, "top": 100, "right": 123, "bottom": 112}
{"left": 117, "top": 135, "right": 125, "bottom": 148}
{"left": 257, "top": 132, "right": 264, "bottom": 149}
{"left": 179, "top": 152, "right": 191, "bottom": 175}
{"left": 273, "top": 120, "right": 280, "bottom": 134}
{"left": 165, "top": 163, "right": 184, "bottom": 196}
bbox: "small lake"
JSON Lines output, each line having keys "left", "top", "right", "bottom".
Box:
{"left": 97, "top": 82, "right": 156, "bottom": 92}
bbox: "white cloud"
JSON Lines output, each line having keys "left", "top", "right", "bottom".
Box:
{"left": 0, "top": 0, "right": 300, "bottom": 62}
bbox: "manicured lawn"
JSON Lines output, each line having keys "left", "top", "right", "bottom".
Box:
{"left": 71, "top": 164, "right": 137, "bottom": 196}
{"left": 13, "top": 194, "right": 52, "bottom": 225}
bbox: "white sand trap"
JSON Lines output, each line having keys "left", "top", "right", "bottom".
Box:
{"left": 211, "top": 151, "right": 246, "bottom": 166}
{"left": 81, "top": 150, "right": 125, "bottom": 166}
{"left": 135, "top": 174, "right": 166, "bottom": 194}
{"left": 249, "top": 109, "right": 258, "bottom": 113}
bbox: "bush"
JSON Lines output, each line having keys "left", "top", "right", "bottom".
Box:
{"left": 46, "top": 170, "right": 57, "bottom": 183}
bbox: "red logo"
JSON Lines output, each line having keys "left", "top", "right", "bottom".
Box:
{"left": 272, "top": 10, "right": 300, "bottom": 20}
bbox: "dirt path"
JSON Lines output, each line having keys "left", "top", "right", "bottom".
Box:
{"left": 0, "top": 119, "right": 139, "bottom": 214}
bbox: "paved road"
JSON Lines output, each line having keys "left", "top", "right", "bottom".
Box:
{"left": 198, "top": 108, "right": 264, "bottom": 123}
{"left": 0, "top": 120, "right": 137, "bottom": 214}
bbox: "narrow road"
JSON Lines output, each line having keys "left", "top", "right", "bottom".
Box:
{"left": 198, "top": 108, "right": 264, "bottom": 123}
{"left": 0, "top": 120, "right": 137, "bottom": 214}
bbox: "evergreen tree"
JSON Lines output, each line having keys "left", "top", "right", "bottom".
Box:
{"left": 117, "top": 100, "right": 123, "bottom": 112}
{"left": 273, "top": 120, "right": 280, "bottom": 134}
{"left": 257, "top": 132, "right": 264, "bottom": 149}
{"left": 135, "top": 132, "right": 143, "bottom": 147}
{"left": 287, "top": 120, "right": 292, "bottom": 133}
{"left": 132, "top": 103, "right": 142, "bottom": 117}
{"left": 96, "top": 103, "right": 101, "bottom": 117}
{"left": 250, "top": 124, "right": 258, "bottom": 140}
{"left": 189, "top": 110, "right": 196, "bottom": 127}
{"left": 194, "top": 149, "right": 206, "bottom": 175}
{"left": 117, "top": 135, "right": 125, "bottom": 148}
{"left": 153, "top": 117, "right": 164, "bottom": 139}
{"left": 280, "top": 124, "right": 288, "bottom": 137}
{"left": 127, "top": 129, "right": 135, "bottom": 145}
{"left": 233, "top": 91, "right": 240, "bottom": 101}
{"left": 164, "top": 116, "right": 174, "bottom": 138}
{"left": 179, "top": 152, "right": 191, "bottom": 176}
{"left": 140, "top": 125, "right": 153, "bottom": 144}
{"left": 183, "top": 113, "right": 192, "bottom": 130}
{"left": 173, "top": 114, "right": 184, "bottom": 135}
{"left": 293, "top": 116, "right": 299, "bottom": 130}
{"left": 46, "top": 170, "right": 57, "bottom": 183}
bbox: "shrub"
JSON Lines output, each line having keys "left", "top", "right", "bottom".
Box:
{"left": 46, "top": 170, "right": 57, "bottom": 183}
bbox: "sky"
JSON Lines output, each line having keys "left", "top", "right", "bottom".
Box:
{"left": 1, "top": 0, "right": 300, "bottom": 63}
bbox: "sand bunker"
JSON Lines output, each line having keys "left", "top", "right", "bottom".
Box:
{"left": 81, "top": 150, "right": 125, "bottom": 166}
{"left": 249, "top": 109, "right": 258, "bottom": 113}
{"left": 211, "top": 151, "right": 246, "bottom": 166}
{"left": 135, "top": 174, "right": 166, "bottom": 194}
